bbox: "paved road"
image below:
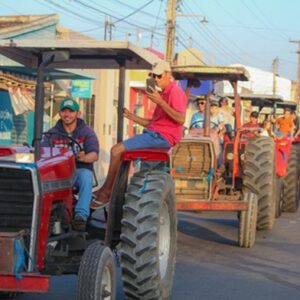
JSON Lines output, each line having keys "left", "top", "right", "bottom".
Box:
{"left": 17, "top": 209, "right": 300, "bottom": 300}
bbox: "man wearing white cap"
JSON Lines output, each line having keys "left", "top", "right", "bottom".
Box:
{"left": 91, "top": 60, "right": 187, "bottom": 208}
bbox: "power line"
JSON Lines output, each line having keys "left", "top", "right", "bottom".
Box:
{"left": 44, "top": 0, "right": 102, "bottom": 25}
{"left": 114, "top": 0, "right": 155, "bottom": 24}
{"left": 213, "top": 0, "right": 283, "bottom": 43}
{"left": 181, "top": 1, "right": 246, "bottom": 64}
{"left": 74, "top": 0, "right": 155, "bottom": 25}
{"left": 71, "top": 0, "right": 159, "bottom": 33}
{"left": 176, "top": 31, "right": 207, "bottom": 65}
{"left": 251, "top": 0, "right": 290, "bottom": 40}
{"left": 109, "top": 0, "right": 165, "bottom": 22}
{"left": 0, "top": 2, "right": 22, "bottom": 14}
{"left": 240, "top": 0, "right": 289, "bottom": 40}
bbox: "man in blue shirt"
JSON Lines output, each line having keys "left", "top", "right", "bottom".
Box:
{"left": 190, "top": 97, "right": 206, "bottom": 129}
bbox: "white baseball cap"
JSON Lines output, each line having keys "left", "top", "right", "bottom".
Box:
{"left": 151, "top": 60, "right": 171, "bottom": 75}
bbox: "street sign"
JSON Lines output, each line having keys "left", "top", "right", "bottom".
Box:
{"left": 71, "top": 80, "right": 91, "bottom": 98}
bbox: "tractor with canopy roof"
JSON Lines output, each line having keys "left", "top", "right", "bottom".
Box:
{"left": 0, "top": 39, "right": 177, "bottom": 300}
{"left": 170, "top": 65, "right": 258, "bottom": 248}
{"left": 224, "top": 94, "right": 299, "bottom": 217}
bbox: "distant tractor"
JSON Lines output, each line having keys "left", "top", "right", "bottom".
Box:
{"left": 171, "top": 65, "right": 258, "bottom": 248}
{"left": 171, "top": 66, "right": 299, "bottom": 247}
{"left": 223, "top": 95, "right": 299, "bottom": 222}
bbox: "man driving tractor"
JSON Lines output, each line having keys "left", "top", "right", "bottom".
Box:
{"left": 42, "top": 98, "right": 99, "bottom": 231}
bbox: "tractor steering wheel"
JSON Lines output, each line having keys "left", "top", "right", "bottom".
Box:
{"left": 43, "top": 131, "right": 83, "bottom": 157}
{"left": 189, "top": 120, "right": 219, "bottom": 131}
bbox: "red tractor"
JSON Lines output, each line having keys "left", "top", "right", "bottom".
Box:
{"left": 171, "top": 66, "right": 299, "bottom": 247}
{"left": 0, "top": 41, "right": 177, "bottom": 299}
{"left": 170, "top": 65, "right": 258, "bottom": 248}
{"left": 223, "top": 95, "right": 299, "bottom": 221}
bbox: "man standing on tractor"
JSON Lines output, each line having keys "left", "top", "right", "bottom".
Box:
{"left": 42, "top": 98, "right": 99, "bottom": 231}
{"left": 219, "top": 96, "right": 234, "bottom": 139}
{"left": 210, "top": 100, "right": 225, "bottom": 167}
{"left": 91, "top": 60, "right": 187, "bottom": 209}
{"left": 271, "top": 107, "right": 294, "bottom": 137}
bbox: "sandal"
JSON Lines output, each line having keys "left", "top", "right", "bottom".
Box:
{"left": 90, "top": 199, "right": 109, "bottom": 210}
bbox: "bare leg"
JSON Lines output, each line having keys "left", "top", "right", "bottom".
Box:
{"left": 92, "top": 142, "right": 125, "bottom": 207}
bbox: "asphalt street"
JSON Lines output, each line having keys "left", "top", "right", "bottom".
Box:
{"left": 16, "top": 209, "right": 300, "bottom": 300}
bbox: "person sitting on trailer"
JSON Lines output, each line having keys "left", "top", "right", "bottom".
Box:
{"left": 91, "top": 60, "right": 187, "bottom": 209}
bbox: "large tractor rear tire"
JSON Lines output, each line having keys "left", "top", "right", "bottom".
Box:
{"left": 120, "top": 171, "right": 177, "bottom": 300}
{"left": 238, "top": 192, "right": 258, "bottom": 248}
{"left": 282, "top": 144, "right": 300, "bottom": 212}
{"left": 243, "top": 137, "right": 276, "bottom": 230}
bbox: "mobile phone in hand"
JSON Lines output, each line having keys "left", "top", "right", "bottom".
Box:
{"left": 146, "top": 77, "right": 156, "bottom": 93}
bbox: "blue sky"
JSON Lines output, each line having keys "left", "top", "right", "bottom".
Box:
{"left": 1, "top": 0, "right": 300, "bottom": 80}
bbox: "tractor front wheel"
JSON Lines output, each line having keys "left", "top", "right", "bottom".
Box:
{"left": 120, "top": 171, "right": 177, "bottom": 300}
{"left": 238, "top": 192, "right": 258, "bottom": 248}
{"left": 76, "top": 242, "right": 116, "bottom": 300}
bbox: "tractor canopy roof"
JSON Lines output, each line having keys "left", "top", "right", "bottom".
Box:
{"left": 227, "top": 93, "right": 297, "bottom": 110}
{"left": 0, "top": 39, "right": 160, "bottom": 69}
{"left": 229, "top": 93, "right": 284, "bottom": 107}
{"left": 171, "top": 65, "right": 249, "bottom": 82}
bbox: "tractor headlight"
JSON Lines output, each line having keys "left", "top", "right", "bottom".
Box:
{"left": 226, "top": 152, "right": 234, "bottom": 160}
{"left": 15, "top": 153, "right": 35, "bottom": 163}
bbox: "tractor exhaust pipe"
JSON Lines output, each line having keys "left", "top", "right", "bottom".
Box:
{"left": 204, "top": 94, "right": 210, "bottom": 137}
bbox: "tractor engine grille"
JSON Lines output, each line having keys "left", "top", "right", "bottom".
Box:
{"left": 171, "top": 142, "right": 212, "bottom": 200}
{"left": 224, "top": 142, "right": 246, "bottom": 178}
{"left": 0, "top": 167, "right": 34, "bottom": 232}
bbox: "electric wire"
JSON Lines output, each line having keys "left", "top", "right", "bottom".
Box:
{"left": 71, "top": 0, "right": 159, "bottom": 32}
{"left": 182, "top": 1, "right": 246, "bottom": 64}
{"left": 107, "top": 0, "right": 165, "bottom": 22}
{"left": 241, "top": 0, "right": 289, "bottom": 40}
{"left": 34, "top": 0, "right": 94, "bottom": 26}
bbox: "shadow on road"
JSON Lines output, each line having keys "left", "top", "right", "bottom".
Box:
{"left": 177, "top": 218, "right": 237, "bottom": 246}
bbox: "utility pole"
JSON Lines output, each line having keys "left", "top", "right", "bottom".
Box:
{"left": 150, "top": 28, "right": 154, "bottom": 48}
{"left": 165, "top": 0, "right": 177, "bottom": 63}
{"left": 104, "top": 16, "right": 114, "bottom": 40}
{"left": 272, "top": 57, "right": 279, "bottom": 95}
{"left": 290, "top": 40, "right": 300, "bottom": 110}
{"left": 104, "top": 15, "right": 108, "bottom": 40}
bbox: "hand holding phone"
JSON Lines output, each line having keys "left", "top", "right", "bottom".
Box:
{"left": 146, "top": 77, "right": 156, "bottom": 93}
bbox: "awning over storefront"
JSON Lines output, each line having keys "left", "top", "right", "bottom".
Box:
{"left": 0, "top": 66, "right": 96, "bottom": 80}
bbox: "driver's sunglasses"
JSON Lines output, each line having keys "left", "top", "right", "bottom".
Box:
{"left": 198, "top": 102, "right": 205, "bottom": 105}
{"left": 151, "top": 73, "right": 163, "bottom": 79}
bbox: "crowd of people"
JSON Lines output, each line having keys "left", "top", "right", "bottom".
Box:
{"left": 190, "top": 95, "right": 300, "bottom": 139}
